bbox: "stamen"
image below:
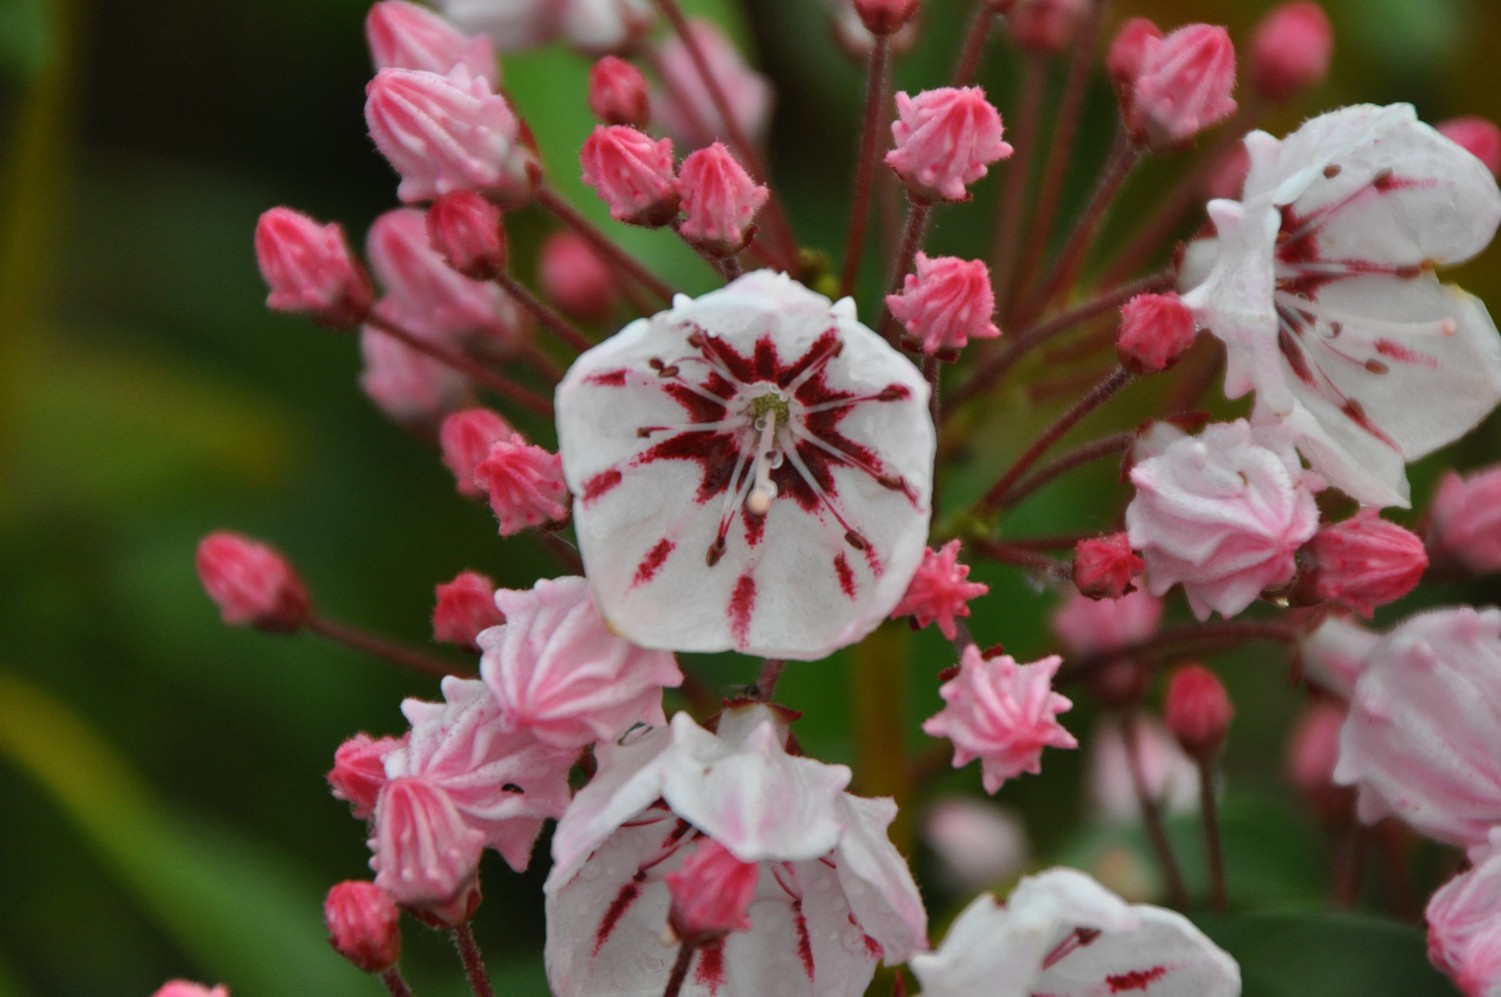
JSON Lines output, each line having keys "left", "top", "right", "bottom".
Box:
{"left": 746, "top": 411, "right": 780, "bottom": 515}
{"left": 1274, "top": 291, "right": 1458, "bottom": 338}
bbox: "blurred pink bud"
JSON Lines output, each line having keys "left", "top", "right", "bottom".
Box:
{"left": 886, "top": 87, "right": 1012, "bottom": 203}
{"left": 885, "top": 253, "right": 1001, "bottom": 356}
{"left": 890, "top": 540, "right": 989, "bottom": 639}
{"left": 151, "top": 983, "right": 229, "bottom": 997}
{"left": 561, "top": 0, "right": 654, "bottom": 56}
{"left": 365, "top": 67, "right": 536, "bottom": 204}
{"left": 1053, "top": 588, "right": 1163, "bottom": 657}
{"left": 854, "top": 0, "right": 919, "bottom": 37}
{"left": 255, "top": 208, "right": 373, "bottom": 328}
{"left": 1201, "top": 142, "right": 1251, "bottom": 200}
{"left": 1428, "top": 467, "right": 1501, "bottom": 575}
{"left": 366, "top": 0, "right": 497, "bottom": 85}
{"left": 1300, "top": 612, "right": 1378, "bottom": 699}
{"left": 922, "top": 797, "right": 1030, "bottom": 893}
{"left": 358, "top": 326, "right": 468, "bottom": 428}
{"left": 1427, "top": 830, "right": 1501, "bottom": 997}
{"left": 652, "top": 19, "right": 772, "bottom": 150}
{"left": 539, "top": 231, "right": 618, "bottom": 322}
{"left": 1127, "top": 24, "right": 1237, "bottom": 150}
{"left": 370, "top": 776, "right": 485, "bottom": 926}
{"left": 439, "top": 407, "right": 515, "bottom": 498}
{"left": 1006, "top": 0, "right": 1087, "bottom": 53}
{"left": 325, "top": 880, "right": 402, "bottom": 973}
{"left": 580, "top": 125, "right": 680, "bottom": 226}
{"left": 1164, "top": 664, "right": 1233, "bottom": 759}
{"left": 426, "top": 191, "right": 506, "bottom": 280}
{"left": 433, "top": 570, "right": 505, "bottom": 652}
{"left": 676, "top": 143, "right": 768, "bottom": 256}
{"left": 587, "top": 55, "right": 650, "bottom": 127}
{"left": 1107, "top": 18, "right": 1162, "bottom": 94}
{"left": 1248, "top": 2, "right": 1332, "bottom": 103}
{"left": 1116, "top": 292, "right": 1197, "bottom": 375}
{"left": 1088, "top": 715, "right": 1200, "bottom": 820}
{"left": 1072, "top": 533, "right": 1145, "bottom": 600}
{"left": 830, "top": 1, "right": 919, "bottom": 61}
{"left": 1306, "top": 510, "right": 1427, "bottom": 618}
{"left": 329, "top": 733, "right": 404, "bottom": 820}
{"left": 474, "top": 434, "right": 570, "bottom": 535}
{"left": 195, "top": 532, "right": 310, "bottom": 633}
{"left": 1440, "top": 116, "right": 1501, "bottom": 179}
{"left": 1286, "top": 701, "right": 1349, "bottom": 821}
{"left": 665, "top": 837, "right": 759, "bottom": 940}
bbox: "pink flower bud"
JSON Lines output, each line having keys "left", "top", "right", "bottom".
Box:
{"left": 1107, "top": 18, "right": 1163, "bottom": 94}
{"left": 676, "top": 143, "right": 769, "bottom": 256}
{"left": 1201, "top": 142, "right": 1251, "bottom": 200}
{"left": 195, "top": 532, "right": 310, "bottom": 633}
{"left": 853, "top": 0, "right": 919, "bottom": 37}
{"left": 1439, "top": 116, "right": 1501, "bottom": 179}
{"left": 1164, "top": 664, "right": 1233, "bottom": 758}
{"left": 1248, "top": 2, "right": 1332, "bottom": 103}
{"left": 665, "top": 837, "right": 759, "bottom": 941}
{"left": 474, "top": 434, "right": 570, "bottom": 535}
{"left": 539, "top": 231, "right": 618, "bottom": 322}
{"left": 366, "top": 0, "right": 497, "bottom": 86}
{"left": 152, "top": 983, "right": 229, "bottom": 997}
{"left": 1052, "top": 588, "right": 1163, "bottom": 657}
{"left": 1306, "top": 510, "right": 1427, "bottom": 618}
{"left": 254, "top": 208, "right": 373, "bottom": 328}
{"left": 370, "top": 777, "right": 484, "bottom": 926}
{"left": 587, "top": 55, "right": 650, "bottom": 127}
{"left": 1127, "top": 24, "right": 1237, "bottom": 150}
{"left": 889, "top": 540, "right": 989, "bottom": 640}
{"left": 329, "top": 733, "right": 404, "bottom": 820}
{"left": 425, "top": 191, "right": 506, "bottom": 280}
{"left": 886, "top": 87, "right": 1012, "bottom": 202}
{"left": 439, "top": 407, "right": 515, "bottom": 498}
{"left": 579, "top": 125, "right": 680, "bottom": 226}
{"left": 358, "top": 326, "right": 468, "bottom": 428}
{"left": 1286, "top": 701, "right": 1349, "bottom": 821}
{"left": 1116, "top": 292, "right": 1197, "bottom": 374}
{"left": 652, "top": 19, "right": 772, "bottom": 151}
{"left": 1005, "top": 0, "right": 1088, "bottom": 54}
{"left": 885, "top": 253, "right": 1001, "bottom": 356}
{"left": 433, "top": 570, "right": 505, "bottom": 652}
{"left": 831, "top": 3, "right": 920, "bottom": 61}
{"left": 1072, "top": 533, "right": 1145, "bottom": 600}
{"left": 561, "top": 0, "right": 654, "bottom": 56}
{"left": 1428, "top": 466, "right": 1501, "bottom": 575}
{"left": 1426, "top": 831, "right": 1501, "bottom": 997}
{"left": 324, "top": 880, "right": 402, "bottom": 973}
{"left": 365, "top": 67, "right": 536, "bottom": 204}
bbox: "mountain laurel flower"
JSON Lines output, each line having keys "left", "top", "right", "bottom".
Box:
{"left": 1305, "top": 509, "right": 1427, "bottom": 617}
{"left": 365, "top": 67, "right": 537, "bottom": 204}
{"left": 1428, "top": 466, "right": 1501, "bottom": 575}
{"left": 425, "top": 190, "right": 506, "bottom": 280}
{"left": 1126, "top": 23, "right": 1237, "bottom": 150}
{"left": 1248, "top": 2, "right": 1333, "bottom": 103}
{"left": 432, "top": 570, "right": 505, "bottom": 652}
{"left": 151, "top": 983, "right": 230, "bottom": 997}
{"left": 555, "top": 270, "right": 934, "bottom": 659}
{"left": 1107, "top": 18, "right": 1163, "bottom": 109}
{"left": 369, "top": 776, "right": 485, "bottom": 925}
{"left": 560, "top": 0, "right": 654, "bottom": 55}
{"left": 587, "top": 55, "right": 650, "bottom": 127}
{"left": 1072, "top": 532, "right": 1145, "bottom": 600}
{"left": 676, "top": 143, "right": 769, "bottom": 256}
{"left": 1427, "top": 828, "right": 1501, "bottom": 997}
{"left": 1005, "top": 0, "right": 1089, "bottom": 54}
{"left": 255, "top": 208, "right": 373, "bottom": 328}
{"left": 1126, "top": 419, "right": 1320, "bottom": 620}
{"left": 539, "top": 231, "right": 618, "bottom": 321}
{"left": 923, "top": 645, "right": 1077, "bottom": 794}
{"left": 479, "top": 575, "right": 682, "bottom": 748}
{"left": 324, "top": 880, "right": 402, "bottom": 974}
{"left": 1164, "top": 664, "right": 1233, "bottom": 759}
{"left": 910, "top": 868, "right": 1240, "bottom": 997}
{"left": 195, "top": 531, "right": 310, "bottom": 633}
{"left": 651, "top": 19, "right": 772, "bottom": 150}
{"left": 1181, "top": 103, "right": 1501, "bottom": 508}
{"left": 889, "top": 540, "right": 988, "bottom": 639}
{"left": 329, "top": 733, "right": 404, "bottom": 820}
{"left": 885, "top": 253, "right": 1001, "bottom": 357}
{"left": 439, "top": 407, "right": 514, "bottom": 498}
{"left": 664, "top": 837, "right": 758, "bottom": 941}
{"left": 358, "top": 325, "right": 468, "bottom": 427}
{"left": 886, "top": 87, "right": 1012, "bottom": 203}
{"left": 1335, "top": 607, "right": 1501, "bottom": 849}
{"left": 1116, "top": 292, "right": 1198, "bottom": 374}
{"left": 853, "top": 0, "right": 920, "bottom": 36}
{"left": 365, "top": 0, "right": 498, "bottom": 85}
{"left": 474, "top": 434, "right": 570, "bottom": 535}
{"left": 579, "top": 125, "right": 680, "bottom": 226}
{"left": 1439, "top": 116, "right": 1501, "bottom": 179}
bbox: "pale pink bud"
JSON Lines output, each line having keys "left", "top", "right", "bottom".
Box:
{"left": 439, "top": 407, "right": 515, "bottom": 498}
{"left": 676, "top": 143, "right": 768, "bottom": 256}
{"left": 665, "top": 837, "right": 758, "bottom": 941}
{"left": 831, "top": 3, "right": 920, "bottom": 61}
{"left": 1248, "top": 2, "right": 1332, "bottom": 103}
{"left": 151, "top": 983, "right": 229, "bottom": 997}
{"left": 366, "top": 0, "right": 497, "bottom": 86}
{"left": 889, "top": 540, "right": 989, "bottom": 639}
{"left": 433, "top": 570, "right": 505, "bottom": 652}
{"left": 587, "top": 55, "right": 650, "bottom": 127}
{"left": 1427, "top": 831, "right": 1501, "bottom": 997}
{"left": 579, "top": 125, "right": 680, "bottom": 226}
{"left": 853, "top": 0, "right": 919, "bottom": 36}
{"left": 1127, "top": 24, "right": 1238, "bottom": 150}
{"left": 1306, "top": 510, "right": 1427, "bottom": 618}
{"left": 1439, "top": 117, "right": 1501, "bottom": 179}
{"left": 358, "top": 326, "right": 467, "bottom": 428}
{"left": 365, "top": 67, "right": 536, "bottom": 204}
{"left": 195, "top": 531, "right": 310, "bottom": 633}
{"left": 1428, "top": 467, "right": 1501, "bottom": 575}
{"left": 886, "top": 87, "right": 1012, "bottom": 202}
{"left": 922, "top": 797, "right": 1030, "bottom": 893}
{"left": 1107, "top": 18, "right": 1163, "bottom": 94}
{"left": 370, "top": 777, "right": 484, "bottom": 926}
{"left": 255, "top": 208, "right": 373, "bottom": 328}
{"left": 1006, "top": 0, "right": 1088, "bottom": 54}
{"left": 1300, "top": 613, "right": 1378, "bottom": 699}
{"left": 1116, "top": 292, "right": 1197, "bottom": 374}
{"left": 1164, "top": 664, "right": 1233, "bottom": 759}
{"left": 324, "top": 880, "right": 402, "bottom": 973}
{"left": 539, "top": 231, "right": 618, "bottom": 322}
{"left": 1052, "top": 588, "right": 1163, "bottom": 657}
{"left": 1072, "top": 533, "right": 1144, "bottom": 600}
{"left": 329, "top": 733, "right": 404, "bottom": 820}
{"left": 1201, "top": 142, "right": 1251, "bottom": 200}
{"left": 474, "top": 434, "right": 570, "bottom": 535}
{"left": 652, "top": 19, "right": 772, "bottom": 151}
{"left": 885, "top": 253, "right": 1001, "bottom": 356}
{"left": 425, "top": 191, "right": 506, "bottom": 280}
{"left": 1286, "top": 701, "right": 1349, "bottom": 821}
{"left": 561, "top": 0, "right": 655, "bottom": 56}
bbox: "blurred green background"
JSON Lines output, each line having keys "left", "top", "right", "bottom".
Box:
{"left": 3, "top": 0, "right": 1501, "bottom": 994}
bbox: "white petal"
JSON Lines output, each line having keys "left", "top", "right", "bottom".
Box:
{"left": 831, "top": 795, "right": 928, "bottom": 964}
{"left": 1028, "top": 905, "right": 1240, "bottom": 997}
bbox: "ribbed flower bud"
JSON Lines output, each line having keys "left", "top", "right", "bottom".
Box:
{"left": 255, "top": 208, "right": 373, "bottom": 328}
{"left": 1072, "top": 533, "right": 1145, "bottom": 600}
{"left": 1116, "top": 292, "right": 1198, "bottom": 374}
{"left": 328, "top": 733, "right": 403, "bottom": 820}
{"left": 676, "top": 143, "right": 768, "bottom": 256}
{"left": 366, "top": 0, "right": 497, "bottom": 85}
{"left": 195, "top": 532, "right": 310, "bottom": 633}
{"left": 886, "top": 87, "right": 1012, "bottom": 203}
{"left": 885, "top": 253, "right": 1000, "bottom": 357}
{"left": 1163, "top": 664, "right": 1233, "bottom": 759}
{"left": 432, "top": 570, "right": 505, "bottom": 652}
{"left": 1126, "top": 24, "right": 1238, "bottom": 150}
{"left": 665, "top": 838, "right": 758, "bottom": 942}
{"left": 425, "top": 191, "right": 506, "bottom": 280}
{"left": 439, "top": 407, "right": 515, "bottom": 498}
{"left": 579, "top": 125, "right": 680, "bottom": 226}
{"left": 370, "top": 777, "right": 484, "bottom": 927}
{"left": 474, "top": 434, "right": 570, "bottom": 535}
{"left": 1305, "top": 510, "right": 1427, "bottom": 618}
{"left": 324, "top": 880, "right": 402, "bottom": 973}
{"left": 587, "top": 55, "right": 650, "bottom": 127}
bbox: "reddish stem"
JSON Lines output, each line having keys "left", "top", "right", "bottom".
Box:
{"left": 662, "top": 941, "right": 698, "bottom": 997}
{"left": 755, "top": 658, "right": 786, "bottom": 702}
{"left": 996, "top": 430, "right": 1132, "bottom": 508}
{"left": 1121, "top": 708, "right": 1190, "bottom": 908}
{"left": 452, "top": 924, "right": 495, "bottom": 997}
{"left": 1057, "top": 620, "right": 1304, "bottom": 684}
{"left": 364, "top": 314, "right": 555, "bottom": 418}
{"left": 534, "top": 184, "right": 676, "bottom": 302}
{"left": 839, "top": 34, "right": 892, "bottom": 299}
{"left": 876, "top": 198, "right": 933, "bottom": 344}
{"left": 494, "top": 271, "right": 594, "bottom": 353}
{"left": 380, "top": 969, "right": 416, "bottom": 997}
{"left": 1198, "top": 758, "right": 1228, "bottom": 911}
{"left": 306, "top": 615, "right": 468, "bottom": 680}
{"left": 991, "top": 54, "right": 1046, "bottom": 314}
{"left": 970, "top": 537, "right": 1072, "bottom": 583}
{"left": 951, "top": 7, "right": 997, "bottom": 87}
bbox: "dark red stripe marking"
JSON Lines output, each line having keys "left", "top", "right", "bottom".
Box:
{"left": 729, "top": 574, "right": 756, "bottom": 647}
{"left": 632, "top": 538, "right": 675, "bottom": 588}
{"left": 582, "top": 468, "right": 623, "bottom": 503}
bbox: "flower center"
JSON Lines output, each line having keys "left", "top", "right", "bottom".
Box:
{"left": 745, "top": 388, "right": 790, "bottom": 516}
